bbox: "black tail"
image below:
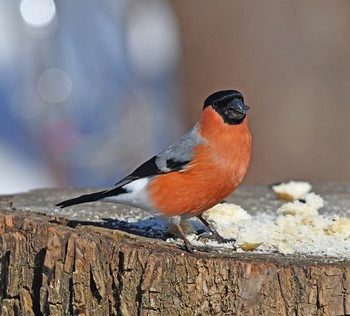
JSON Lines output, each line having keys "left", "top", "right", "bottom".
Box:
{"left": 56, "top": 190, "right": 109, "bottom": 208}
{"left": 56, "top": 186, "right": 128, "bottom": 208}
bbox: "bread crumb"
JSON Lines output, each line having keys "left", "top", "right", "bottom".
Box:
{"left": 239, "top": 242, "right": 262, "bottom": 251}
{"left": 203, "top": 203, "right": 251, "bottom": 225}
{"left": 273, "top": 181, "right": 312, "bottom": 201}
{"left": 326, "top": 216, "right": 350, "bottom": 239}
{"left": 276, "top": 241, "right": 294, "bottom": 255}
{"left": 277, "top": 193, "right": 324, "bottom": 216}
{"left": 203, "top": 203, "right": 252, "bottom": 239}
{"left": 196, "top": 188, "right": 350, "bottom": 258}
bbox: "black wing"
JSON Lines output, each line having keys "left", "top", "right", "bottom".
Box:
{"left": 115, "top": 155, "right": 190, "bottom": 187}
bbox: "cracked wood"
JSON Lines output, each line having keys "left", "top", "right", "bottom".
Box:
{"left": 0, "top": 188, "right": 350, "bottom": 315}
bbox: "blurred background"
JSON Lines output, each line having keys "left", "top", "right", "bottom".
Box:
{"left": 1, "top": 0, "right": 350, "bottom": 194}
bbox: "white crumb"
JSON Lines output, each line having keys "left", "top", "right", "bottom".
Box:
{"left": 326, "top": 216, "right": 350, "bottom": 239}
{"left": 277, "top": 193, "right": 324, "bottom": 216}
{"left": 202, "top": 203, "right": 251, "bottom": 239}
{"left": 203, "top": 203, "right": 251, "bottom": 224}
{"left": 272, "top": 181, "right": 312, "bottom": 201}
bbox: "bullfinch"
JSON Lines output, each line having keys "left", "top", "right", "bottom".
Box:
{"left": 56, "top": 90, "right": 252, "bottom": 252}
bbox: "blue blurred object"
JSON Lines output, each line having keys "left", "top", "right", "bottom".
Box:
{"left": 0, "top": 0, "right": 182, "bottom": 193}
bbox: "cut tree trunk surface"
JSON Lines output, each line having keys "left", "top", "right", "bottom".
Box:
{"left": 1, "top": 184, "right": 350, "bottom": 315}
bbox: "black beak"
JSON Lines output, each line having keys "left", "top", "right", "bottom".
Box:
{"left": 230, "top": 99, "right": 250, "bottom": 114}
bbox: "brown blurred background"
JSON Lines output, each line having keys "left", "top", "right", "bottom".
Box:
{"left": 1, "top": 0, "right": 350, "bottom": 193}
{"left": 172, "top": 0, "right": 350, "bottom": 184}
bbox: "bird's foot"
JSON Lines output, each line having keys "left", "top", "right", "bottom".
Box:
{"left": 178, "top": 242, "right": 224, "bottom": 254}
{"left": 174, "top": 219, "right": 236, "bottom": 253}
{"left": 196, "top": 214, "right": 236, "bottom": 243}
{"left": 195, "top": 215, "right": 236, "bottom": 250}
{"left": 197, "top": 231, "right": 235, "bottom": 244}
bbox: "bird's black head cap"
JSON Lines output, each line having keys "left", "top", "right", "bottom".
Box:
{"left": 203, "top": 90, "right": 250, "bottom": 125}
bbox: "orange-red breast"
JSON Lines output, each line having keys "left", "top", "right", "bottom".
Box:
{"left": 57, "top": 90, "right": 252, "bottom": 252}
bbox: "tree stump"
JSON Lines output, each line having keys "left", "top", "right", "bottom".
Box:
{"left": 1, "top": 184, "right": 350, "bottom": 315}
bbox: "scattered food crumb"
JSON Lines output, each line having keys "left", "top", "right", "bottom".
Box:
{"left": 238, "top": 242, "right": 263, "bottom": 251}
{"left": 272, "top": 181, "right": 312, "bottom": 201}
{"left": 203, "top": 203, "right": 251, "bottom": 225}
{"left": 326, "top": 216, "right": 350, "bottom": 239}
{"left": 277, "top": 192, "right": 323, "bottom": 216}
{"left": 202, "top": 203, "right": 251, "bottom": 238}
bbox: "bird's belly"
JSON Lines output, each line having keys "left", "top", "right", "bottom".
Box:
{"left": 147, "top": 160, "right": 248, "bottom": 217}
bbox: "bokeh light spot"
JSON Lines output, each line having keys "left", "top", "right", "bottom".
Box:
{"left": 126, "top": 0, "right": 180, "bottom": 79}
{"left": 37, "top": 68, "right": 72, "bottom": 103}
{"left": 20, "top": 0, "right": 56, "bottom": 28}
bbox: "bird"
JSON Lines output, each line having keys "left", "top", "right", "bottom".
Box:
{"left": 56, "top": 90, "right": 252, "bottom": 252}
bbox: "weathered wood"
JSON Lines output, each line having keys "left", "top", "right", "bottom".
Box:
{"left": 1, "top": 185, "right": 350, "bottom": 315}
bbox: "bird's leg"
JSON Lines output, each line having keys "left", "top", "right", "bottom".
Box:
{"left": 170, "top": 216, "right": 194, "bottom": 253}
{"left": 174, "top": 223, "right": 194, "bottom": 253}
{"left": 197, "top": 214, "right": 235, "bottom": 243}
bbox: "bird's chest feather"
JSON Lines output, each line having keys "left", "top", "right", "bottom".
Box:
{"left": 198, "top": 107, "right": 251, "bottom": 181}
{"left": 191, "top": 111, "right": 251, "bottom": 192}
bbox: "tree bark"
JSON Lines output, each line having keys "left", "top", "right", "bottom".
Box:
{"left": 1, "top": 186, "right": 350, "bottom": 315}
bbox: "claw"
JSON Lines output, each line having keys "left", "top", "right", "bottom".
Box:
{"left": 196, "top": 214, "right": 235, "bottom": 243}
